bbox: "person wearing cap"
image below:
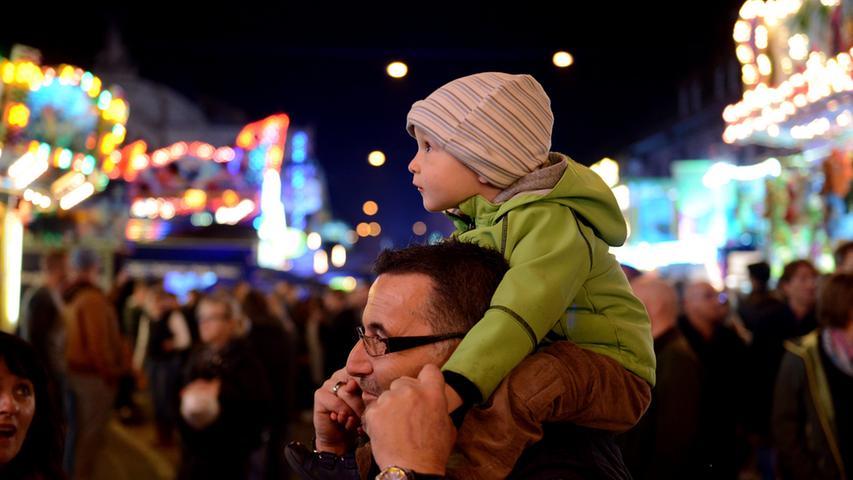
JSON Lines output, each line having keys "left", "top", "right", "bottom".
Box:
{"left": 63, "top": 248, "right": 128, "bottom": 479}
{"left": 401, "top": 71, "right": 655, "bottom": 474}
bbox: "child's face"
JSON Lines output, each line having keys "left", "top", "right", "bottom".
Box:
{"left": 408, "top": 127, "right": 492, "bottom": 212}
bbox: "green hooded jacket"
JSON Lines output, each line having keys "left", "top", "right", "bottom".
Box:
{"left": 443, "top": 153, "right": 656, "bottom": 401}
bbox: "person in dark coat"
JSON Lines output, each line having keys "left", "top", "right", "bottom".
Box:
{"left": 773, "top": 272, "right": 853, "bottom": 480}
{"left": 177, "top": 293, "right": 272, "bottom": 480}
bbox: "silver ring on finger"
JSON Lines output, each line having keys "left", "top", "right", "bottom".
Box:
{"left": 331, "top": 380, "right": 346, "bottom": 395}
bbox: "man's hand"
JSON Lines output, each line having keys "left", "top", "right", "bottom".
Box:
{"left": 364, "top": 364, "right": 455, "bottom": 475}
{"left": 313, "top": 368, "right": 365, "bottom": 455}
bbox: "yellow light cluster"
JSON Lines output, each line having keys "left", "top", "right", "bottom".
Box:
{"left": 723, "top": 50, "right": 853, "bottom": 143}
{"left": 5, "top": 103, "right": 30, "bottom": 128}
{"left": 723, "top": 0, "right": 853, "bottom": 144}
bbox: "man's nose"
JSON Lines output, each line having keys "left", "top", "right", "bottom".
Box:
{"left": 345, "top": 339, "right": 372, "bottom": 377}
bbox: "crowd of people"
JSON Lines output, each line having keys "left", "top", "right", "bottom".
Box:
{"left": 1, "top": 69, "right": 851, "bottom": 480}
{"left": 6, "top": 246, "right": 369, "bottom": 479}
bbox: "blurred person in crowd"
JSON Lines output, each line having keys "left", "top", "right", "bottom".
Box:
{"left": 835, "top": 241, "right": 853, "bottom": 274}
{"left": 18, "top": 249, "right": 69, "bottom": 386}
{"left": 16, "top": 249, "right": 74, "bottom": 470}
{"left": 321, "top": 288, "right": 362, "bottom": 379}
{"left": 124, "top": 279, "right": 152, "bottom": 352}
{"left": 271, "top": 280, "right": 300, "bottom": 330}
{"left": 144, "top": 287, "right": 191, "bottom": 446}
{"left": 0, "top": 332, "right": 66, "bottom": 479}
{"left": 679, "top": 280, "right": 750, "bottom": 479}
{"left": 181, "top": 289, "right": 203, "bottom": 344}
{"left": 620, "top": 276, "right": 703, "bottom": 479}
{"left": 778, "top": 259, "right": 820, "bottom": 337}
{"left": 178, "top": 293, "right": 271, "bottom": 480}
{"left": 739, "top": 261, "right": 804, "bottom": 477}
{"left": 241, "top": 289, "right": 294, "bottom": 480}
{"left": 773, "top": 272, "right": 853, "bottom": 479}
{"left": 107, "top": 268, "right": 144, "bottom": 424}
{"left": 305, "top": 291, "right": 331, "bottom": 388}
{"left": 63, "top": 248, "right": 127, "bottom": 480}
{"left": 287, "top": 241, "right": 638, "bottom": 479}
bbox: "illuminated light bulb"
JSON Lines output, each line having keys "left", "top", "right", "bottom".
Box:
{"left": 307, "top": 232, "right": 322, "bottom": 250}
{"left": 755, "top": 25, "right": 768, "bottom": 50}
{"left": 170, "top": 142, "right": 188, "bottom": 158}
{"left": 369, "top": 222, "right": 382, "bottom": 237}
{"left": 184, "top": 189, "right": 207, "bottom": 209}
{"left": 314, "top": 250, "right": 329, "bottom": 275}
{"left": 152, "top": 150, "right": 170, "bottom": 166}
{"left": 222, "top": 189, "right": 239, "bottom": 207}
{"left": 362, "top": 200, "right": 379, "bottom": 216}
{"left": 739, "top": 0, "right": 757, "bottom": 19}
{"left": 387, "top": 61, "right": 408, "bottom": 79}
{"left": 59, "top": 182, "right": 95, "bottom": 210}
{"left": 742, "top": 64, "right": 759, "bottom": 85}
{"left": 356, "top": 222, "right": 371, "bottom": 237}
{"left": 757, "top": 54, "right": 772, "bottom": 76}
{"left": 733, "top": 20, "right": 751, "bottom": 43}
{"left": 131, "top": 154, "right": 149, "bottom": 171}
{"left": 368, "top": 151, "right": 386, "bottom": 167}
{"left": 1, "top": 61, "right": 14, "bottom": 83}
{"left": 788, "top": 34, "right": 809, "bottom": 61}
{"left": 160, "top": 201, "right": 176, "bottom": 220}
{"left": 6, "top": 103, "right": 30, "bottom": 128}
{"left": 196, "top": 143, "right": 215, "bottom": 160}
{"left": 214, "top": 147, "right": 236, "bottom": 163}
{"left": 767, "top": 124, "right": 780, "bottom": 137}
{"left": 736, "top": 45, "right": 755, "bottom": 64}
{"left": 552, "top": 51, "right": 573, "bottom": 68}
{"left": 331, "top": 244, "right": 346, "bottom": 268}
{"left": 412, "top": 221, "right": 427, "bottom": 236}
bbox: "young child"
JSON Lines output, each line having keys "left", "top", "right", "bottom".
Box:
{"left": 406, "top": 72, "right": 656, "bottom": 476}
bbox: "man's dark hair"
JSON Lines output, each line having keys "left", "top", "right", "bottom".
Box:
{"left": 747, "top": 261, "right": 771, "bottom": 289}
{"left": 373, "top": 240, "right": 509, "bottom": 333}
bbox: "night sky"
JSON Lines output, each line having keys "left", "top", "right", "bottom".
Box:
{"left": 2, "top": 2, "right": 746, "bottom": 250}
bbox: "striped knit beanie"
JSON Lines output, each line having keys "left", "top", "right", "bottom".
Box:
{"left": 406, "top": 72, "right": 554, "bottom": 189}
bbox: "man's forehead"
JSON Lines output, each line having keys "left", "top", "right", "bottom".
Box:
{"left": 364, "top": 272, "right": 434, "bottom": 334}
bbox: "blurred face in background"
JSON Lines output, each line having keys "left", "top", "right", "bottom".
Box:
{"left": 684, "top": 281, "right": 729, "bottom": 327}
{"left": 198, "top": 300, "right": 238, "bottom": 349}
{"left": 781, "top": 264, "right": 818, "bottom": 310}
{"left": 0, "top": 359, "right": 35, "bottom": 465}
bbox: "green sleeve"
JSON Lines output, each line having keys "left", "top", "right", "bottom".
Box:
{"left": 442, "top": 204, "right": 591, "bottom": 400}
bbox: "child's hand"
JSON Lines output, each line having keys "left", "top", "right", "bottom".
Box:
{"left": 444, "top": 383, "right": 463, "bottom": 413}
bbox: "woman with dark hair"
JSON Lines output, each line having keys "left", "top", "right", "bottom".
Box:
{"left": 777, "top": 259, "right": 820, "bottom": 337}
{"left": 773, "top": 272, "right": 853, "bottom": 479}
{"left": 0, "top": 331, "right": 66, "bottom": 479}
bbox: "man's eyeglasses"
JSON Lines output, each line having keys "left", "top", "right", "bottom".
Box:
{"left": 356, "top": 326, "right": 466, "bottom": 357}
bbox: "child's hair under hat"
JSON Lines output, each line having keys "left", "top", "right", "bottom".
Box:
{"left": 406, "top": 72, "right": 554, "bottom": 189}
